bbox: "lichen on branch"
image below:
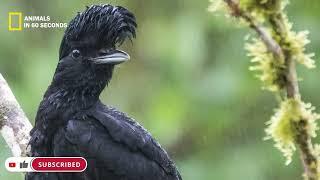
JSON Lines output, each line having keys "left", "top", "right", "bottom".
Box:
{"left": 209, "top": 0, "right": 320, "bottom": 179}
{"left": 246, "top": 37, "right": 286, "bottom": 91}
{"left": 264, "top": 99, "right": 319, "bottom": 165}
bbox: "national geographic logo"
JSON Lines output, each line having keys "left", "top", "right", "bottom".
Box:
{"left": 8, "top": 12, "right": 67, "bottom": 31}
{"left": 8, "top": 12, "right": 22, "bottom": 31}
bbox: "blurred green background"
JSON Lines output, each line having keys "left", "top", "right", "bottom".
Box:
{"left": 0, "top": 0, "right": 320, "bottom": 179}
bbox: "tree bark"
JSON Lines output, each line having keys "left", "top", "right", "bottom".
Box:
{"left": 0, "top": 73, "right": 32, "bottom": 157}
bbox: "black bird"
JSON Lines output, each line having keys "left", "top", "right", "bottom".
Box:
{"left": 26, "top": 4, "right": 182, "bottom": 180}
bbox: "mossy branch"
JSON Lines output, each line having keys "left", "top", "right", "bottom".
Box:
{"left": 223, "top": 0, "right": 284, "bottom": 61}
{"left": 210, "top": 0, "right": 319, "bottom": 179}
{"left": 269, "top": 13, "right": 318, "bottom": 179}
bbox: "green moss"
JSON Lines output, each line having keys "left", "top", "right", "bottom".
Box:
{"left": 246, "top": 38, "right": 285, "bottom": 92}
{"left": 265, "top": 99, "right": 319, "bottom": 165}
{"left": 210, "top": 0, "right": 320, "bottom": 171}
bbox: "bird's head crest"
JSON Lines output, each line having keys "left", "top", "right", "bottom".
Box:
{"left": 59, "top": 4, "right": 137, "bottom": 59}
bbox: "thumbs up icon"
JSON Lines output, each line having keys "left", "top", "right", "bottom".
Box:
{"left": 20, "top": 161, "right": 28, "bottom": 168}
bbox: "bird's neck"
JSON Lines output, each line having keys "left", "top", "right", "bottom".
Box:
{"left": 43, "top": 67, "right": 113, "bottom": 112}
{"left": 43, "top": 81, "right": 107, "bottom": 112}
{"left": 30, "top": 79, "right": 108, "bottom": 156}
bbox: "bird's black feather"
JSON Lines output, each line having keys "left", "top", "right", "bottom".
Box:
{"left": 59, "top": 4, "right": 137, "bottom": 59}
{"left": 26, "top": 4, "right": 181, "bottom": 180}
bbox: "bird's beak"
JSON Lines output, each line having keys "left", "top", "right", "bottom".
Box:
{"left": 90, "top": 49, "right": 130, "bottom": 65}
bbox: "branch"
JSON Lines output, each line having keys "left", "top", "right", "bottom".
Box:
{"left": 0, "top": 73, "right": 32, "bottom": 157}
{"left": 222, "top": 1, "right": 318, "bottom": 179}
{"left": 269, "top": 14, "right": 318, "bottom": 180}
{"left": 224, "top": 0, "right": 284, "bottom": 61}
{"left": 293, "top": 120, "right": 318, "bottom": 180}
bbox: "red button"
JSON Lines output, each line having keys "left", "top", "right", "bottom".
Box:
{"left": 8, "top": 162, "right": 16, "bottom": 168}
{"left": 31, "top": 157, "right": 87, "bottom": 172}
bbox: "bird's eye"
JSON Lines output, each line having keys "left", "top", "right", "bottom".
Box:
{"left": 71, "top": 49, "right": 81, "bottom": 59}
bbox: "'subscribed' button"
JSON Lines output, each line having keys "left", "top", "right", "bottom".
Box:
{"left": 31, "top": 157, "right": 87, "bottom": 172}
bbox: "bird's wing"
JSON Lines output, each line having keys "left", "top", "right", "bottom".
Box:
{"left": 55, "top": 103, "right": 181, "bottom": 180}
{"left": 94, "top": 103, "right": 181, "bottom": 176}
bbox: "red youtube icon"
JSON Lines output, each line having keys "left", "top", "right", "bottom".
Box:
{"left": 8, "top": 162, "right": 16, "bottom": 168}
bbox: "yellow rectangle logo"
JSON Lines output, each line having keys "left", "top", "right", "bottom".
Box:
{"left": 8, "top": 12, "right": 22, "bottom": 31}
